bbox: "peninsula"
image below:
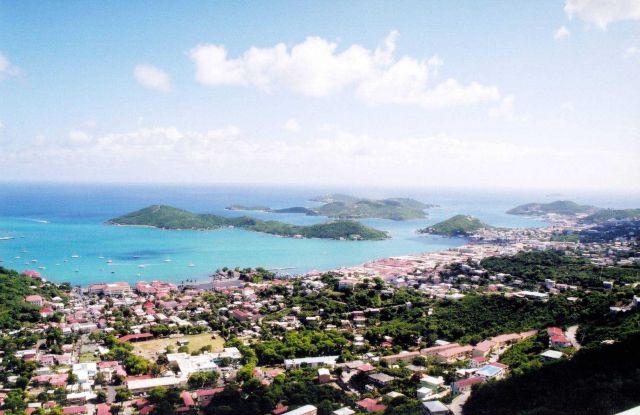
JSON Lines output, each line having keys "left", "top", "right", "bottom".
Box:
{"left": 107, "top": 205, "right": 388, "bottom": 240}
{"left": 507, "top": 200, "right": 600, "bottom": 217}
{"left": 228, "top": 194, "right": 434, "bottom": 221}
{"left": 418, "top": 214, "right": 492, "bottom": 237}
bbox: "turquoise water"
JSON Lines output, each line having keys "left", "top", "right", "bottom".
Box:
{"left": 1, "top": 183, "right": 637, "bottom": 285}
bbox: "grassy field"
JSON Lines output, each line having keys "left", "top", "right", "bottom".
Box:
{"left": 131, "top": 333, "right": 225, "bottom": 359}
{"left": 79, "top": 352, "right": 100, "bottom": 363}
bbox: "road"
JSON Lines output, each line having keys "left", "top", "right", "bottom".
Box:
{"left": 566, "top": 325, "right": 582, "bottom": 350}
{"left": 450, "top": 390, "right": 471, "bottom": 415}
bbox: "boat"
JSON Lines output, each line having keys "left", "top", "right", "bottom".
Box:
{"left": 138, "top": 264, "right": 146, "bottom": 268}
{"left": 106, "top": 259, "right": 113, "bottom": 264}
{"left": 38, "top": 266, "right": 46, "bottom": 270}
{"left": 164, "top": 258, "right": 172, "bottom": 262}
{"left": 71, "top": 254, "right": 80, "bottom": 258}
{"left": 98, "top": 255, "right": 105, "bottom": 259}
{"left": 0, "top": 236, "right": 15, "bottom": 241}
{"left": 188, "top": 263, "right": 196, "bottom": 267}
{"left": 31, "top": 259, "right": 38, "bottom": 263}
{"left": 15, "top": 256, "right": 20, "bottom": 259}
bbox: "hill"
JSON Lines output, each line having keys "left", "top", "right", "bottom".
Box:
{"left": 309, "top": 194, "right": 435, "bottom": 220}
{"left": 107, "top": 205, "right": 388, "bottom": 240}
{"left": 0, "top": 267, "right": 68, "bottom": 330}
{"left": 418, "top": 215, "right": 491, "bottom": 237}
{"left": 507, "top": 200, "right": 599, "bottom": 216}
{"left": 583, "top": 208, "right": 640, "bottom": 223}
{"left": 463, "top": 333, "right": 640, "bottom": 415}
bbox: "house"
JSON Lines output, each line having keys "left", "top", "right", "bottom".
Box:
{"left": 318, "top": 368, "right": 331, "bottom": 384}
{"left": 367, "top": 372, "right": 395, "bottom": 386}
{"left": 25, "top": 295, "right": 44, "bottom": 306}
{"left": 422, "top": 400, "right": 450, "bottom": 415}
{"left": 550, "top": 335, "right": 572, "bottom": 349}
{"left": 420, "top": 375, "right": 444, "bottom": 390}
{"left": 435, "top": 345, "right": 473, "bottom": 363}
{"left": 356, "top": 398, "right": 386, "bottom": 413}
{"left": 451, "top": 376, "right": 484, "bottom": 394}
{"left": 540, "top": 350, "right": 563, "bottom": 361}
{"left": 476, "top": 363, "right": 508, "bottom": 380}
{"left": 281, "top": 405, "right": 318, "bottom": 415}
{"left": 127, "top": 376, "right": 187, "bottom": 394}
{"left": 472, "top": 340, "right": 495, "bottom": 357}
{"left": 333, "top": 408, "right": 356, "bottom": 415}
{"left": 284, "top": 356, "right": 339, "bottom": 369}
{"left": 87, "top": 282, "right": 132, "bottom": 296}
{"left": 489, "top": 333, "right": 521, "bottom": 348}
{"left": 421, "top": 343, "right": 461, "bottom": 356}
{"left": 61, "top": 406, "right": 87, "bottom": 415}
{"left": 380, "top": 351, "right": 420, "bottom": 363}
{"left": 195, "top": 388, "right": 224, "bottom": 406}
{"left": 118, "top": 333, "right": 154, "bottom": 343}
{"left": 417, "top": 387, "right": 433, "bottom": 400}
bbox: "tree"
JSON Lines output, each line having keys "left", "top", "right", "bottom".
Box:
{"left": 95, "top": 390, "right": 107, "bottom": 403}
{"left": 115, "top": 387, "right": 131, "bottom": 403}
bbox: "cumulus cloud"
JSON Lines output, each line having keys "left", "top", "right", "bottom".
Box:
{"left": 0, "top": 52, "right": 20, "bottom": 80}
{"left": 488, "top": 95, "right": 530, "bottom": 121}
{"left": 189, "top": 32, "right": 501, "bottom": 109}
{"left": 564, "top": 0, "right": 640, "bottom": 29}
{"left": 133, "top": 64, "right": 171, "bottom": 91}
{"left": 68, "top": 129, "right": 92, "bottom": 145}
{"left": 6, "top": 124, "right": 636, "bottom": 190}
{"left": 554, "top": 26, "right": 571, "bottom": 40}
{"left": 284, "top": 118, "right": 300, "bottom": 133}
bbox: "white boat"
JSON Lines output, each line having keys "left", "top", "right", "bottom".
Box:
{"left": 98, "top": 255, "right": 105, "bottom": 259}
{"left": 0, "top": 236, "right": 15, "bottom": 240}
{"left": 164, "top": 258, "right": 172, "bottom": 262}
{"left": 106, "top": 259, "right": 113, "bottom": 264}
{"left": 138, "top": 264, "right": 146, "bottom": 268}
{"left": 188, "top": 263, "right": 196, "bottom": 267}
{"left": 31, "top": 259, "right": 38, "bottom": 263}
{"left": 71, "top": 254, "right": 80, "bottom": 258}
{"left": 38, "top": 266, "right": 46, "bottom": 270}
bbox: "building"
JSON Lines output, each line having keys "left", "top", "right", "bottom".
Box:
{"left": 367, "top": 372, "right": 395, "bottom": 386}
{"left": 451, "top": 376, "right": 484, "bottom": 394}
{"left": 435, "top": 345, "right": 473, "bottom": 363}
{"left": 88, "top": 282, "right": 132, "bottom": 296}
{"left": 356, "top": 398, "right": 386, "bottom": 413}
{"left": 540, "top": 350, "right": 563, "bottom": 361}
{"left": 167, "top": 353, "right": 218, "bottom": 377}
{"left": 380, "top": 351, "right": 420, "bottom": 363}
{"left": 476, "top": 363, "right": 508, "bottom": 380}
{"left": 472, "top": 340, "right": 495, "bottom": 357}
{"left": 422, "top": 400, "right": 450, "bottom": 415}
{"left": 127, "top": 376, "right": 187, "bottom": 394}
{"left": 25, "top": 295, "right": 44, "bottom": 306}
{"left": 333, "top": 408, "right": 355, "bottom": 415}
{"left": 318, "top": 368, "right": 331, "bottom": 384}
{"left": 284, "top": 356, "right": 339, "bottom": 369}
{"left": 550, "top": 335, "right": 572, "bottom": 349}
{"left": 135, "top": 280, "right": 178, "bottom": 296}
{"left": 281, "top": 405, "right": 318, "bottom": 415}
{"left": 420, "top": 343, "right": 461, "bottom": 356}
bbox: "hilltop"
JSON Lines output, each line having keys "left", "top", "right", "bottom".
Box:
{"left": 107, "top": 205, "right": 388, "bottom": 240}
{"left": 229, "top": 194, "right": 434, "bottom": 221}
{"left": 507, "top": 200, "right": 600, "bottom": 217}
{"left": 418, "top": 214, "right": 491, "bottom": 237}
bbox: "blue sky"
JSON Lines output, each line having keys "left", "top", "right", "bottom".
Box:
{"left": 1, "top": 1, "right": 639, "bottom": 190}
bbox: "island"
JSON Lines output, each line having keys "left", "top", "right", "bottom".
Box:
{"left": 418, "top": 214, "right": 492, "bottom": 237}
{"left": 228, "top": 194, "right": 435, "bottom": 221}
{"left": 507, "top": 200, "right": 599, "bottom": 217}
{"left": 107, "top": 205, "right": 388, "bottom": 240}
{"left": 582, "top": 208, "right": 640, "bottom": 223}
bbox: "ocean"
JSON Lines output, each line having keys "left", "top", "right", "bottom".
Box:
{"left": 1, "top": 182, "right": 638, "bottom": 286}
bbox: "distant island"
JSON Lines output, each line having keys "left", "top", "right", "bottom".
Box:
{"left": 582, "top": 208, "right": 640, "bottom": 223}
{"left": 108, "top": 205, "right": 388, "bottom": 240}
{"left": 418, "top": 215, "right": 492, "bottom": 237}
{"left": 228, "top": 194, "right": 435, "bottom": 221}
{"left": 507, "top": 200, "right": 599, "bottom": 217}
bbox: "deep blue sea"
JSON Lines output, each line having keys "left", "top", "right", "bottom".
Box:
{"left": 1, "top": 183, "right": 638, "bottom": 286}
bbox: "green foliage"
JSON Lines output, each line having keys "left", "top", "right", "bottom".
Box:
{"left": 498, "top": 336, "right": 545, "bottom": 375}
{"left": 482, "top": 250, "right": 640, "bottom": 287}
{"left": 507, "top": 200, "right": 599, "bottom": 216}
{"left": 464, "top": 333, "right": 640, "bottom": 415}
{"left": 109, "top": 205, "right": 388, "bottom": 240}
{"left": 419, "top": 215, "right": 491, "bottom": 237}
{"left": 188, "top": 371, "right": 219, "bottom": 388}
{"left": 253, "top": 330, "right": 349, "bottom": 365}
{"left": 583, "top": 208, "right": 640, "bottom": 223}
{"left": 310, "top": 194, "right": 432, "bottom": 220}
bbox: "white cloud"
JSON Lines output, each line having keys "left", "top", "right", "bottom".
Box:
{"left": 133, "top": 64, "right": 171, "bottom": 91}
{"left": 7, "top": 124, "right": 637, "bottom": 190}
{"left": 564, "top": 0, "right": 640, "bottom": 29}
{"left": 624, "top": 46, "right": 639, "bottom": 57}
{"left": 189, "top": 32, "right": 502, "bottom": 109}
{"left": 561, "top": 102, "right": 576, "bottom": 111}
{"left": 68, "top": 129, "right": 92, "bottom": 145}
{"left": 554, "top": 26, "right": 571, "bottom": 40}
{"left": 488, "top": 95, "right": 530, "bottom": 121}
{"left": 284, "top": 118, "right": 300, "bottom": 133}
{"left": 0, "top": 52, "right": 20, "bottom": 80}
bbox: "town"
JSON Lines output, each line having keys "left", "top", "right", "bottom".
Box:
{"left": 1, "top": 214, "right": 639, "bottom": 415}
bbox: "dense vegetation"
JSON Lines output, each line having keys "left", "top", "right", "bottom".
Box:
{"left": 507, "top": 200, "right": 599, "bottom": 216}
{"left": 108, "top": 205, "right": 388, "bottom": 240}
{"left": 555, "top": 220, "right": 640, "bottom": 243}
{"left": 253, "top": 330, "right": 350, "bottom": 365}
{"left": 583, "top": 208, "right": 640, "bottom": 223}
{"left": 481, "top": 250, "right": 640, "bottom": 287}
{"left": 578, "top": 309, "right": 640, "bottom": 347}
{"left": 418, "top": 215, "right": 491, "bottom": 237}
{"left": 0, "top": 267, "right": 67, "bottom": 330}
{"left": 464, "top": 333, "right": 640, "bottom": 415}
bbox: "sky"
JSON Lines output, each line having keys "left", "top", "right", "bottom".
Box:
{"left": 1, "top": 0, "right": 639, "bottom": 190}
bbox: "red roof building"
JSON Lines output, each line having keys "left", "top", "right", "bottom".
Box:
{"left": 356, "top": 398, "right": 387, "bottom": 413}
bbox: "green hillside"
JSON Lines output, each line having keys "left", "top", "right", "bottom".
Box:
{"left": 418, "top": 215, "right": 491, "bottom": 237}
{"left": 583, "top": 208, "right": 640, "bottom": 223}
{"left": 108, "top": 205, "right": 388, "bottom": 240}
{"left": 507, "top": 200, "right": 599, "bottom": 216}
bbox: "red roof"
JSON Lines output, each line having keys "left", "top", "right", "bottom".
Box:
{"left": 196, "top": 387, "right": 224, "bottom": 398}
{"left": 547, "top": 327, "right": 563, "bottom": 336}
{"left": 357, "top": 363, "right": 376, "bottom": 372}
{"left": 356, "top": 398, "right": 387, "bottom": 413}
{"left": 454, "top": 376, "right": 484, "bottom": 388}
{"left": 181, "top": 391, "right": 195, "bottom": 407}
{"left": 96, "top": 404, "right": 111, "bottom": 415}
{"left": 62, "top": 406, "right": 87, "bottom": 415}
{"left": 550, "top": 335, "right": 570, "bottom": 344}
{"left": 272, "top": 406, "right": 290, "bottom": 415}
{"left": 119, "top": 332, "right": 154, "bottom": 342}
